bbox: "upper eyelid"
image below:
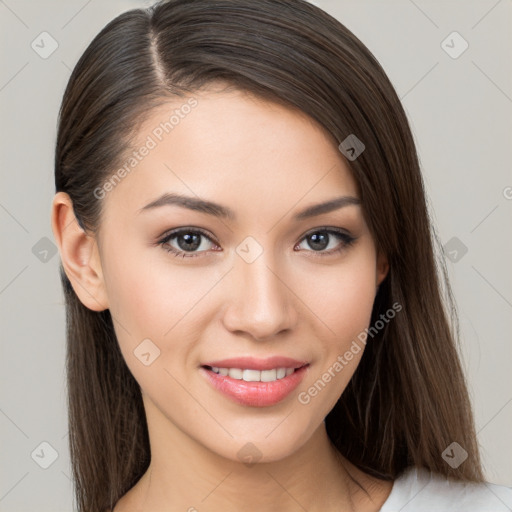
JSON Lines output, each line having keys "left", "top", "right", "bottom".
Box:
{"left": 158, "top": 226, "right": 354, "bottom": 250}
{"left": 159, "top": 227, "right": 218, "bottom": 244}
{"left": 159, "top": 225, "right": 352, "bottom": 239}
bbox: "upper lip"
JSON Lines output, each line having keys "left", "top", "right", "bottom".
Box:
{"left": 202, "top": 356, "right": 309, "bottom": 371}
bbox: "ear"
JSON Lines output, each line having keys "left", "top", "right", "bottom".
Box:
{"left": 51, "top": 192, "right": 109, "bottom": 311}
{"left": 375, "top": 249, "right": 389, "bottom": 288}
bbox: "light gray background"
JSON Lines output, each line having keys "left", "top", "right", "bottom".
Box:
{"left": 1, "top": 0, "right": 511, "bottom": 510}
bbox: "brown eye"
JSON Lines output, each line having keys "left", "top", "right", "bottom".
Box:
{"left": 158, "top": 229, "right": 218, "bottom": 258}
{"left": 295, "top": 228, "right": 356, "bottom": 256}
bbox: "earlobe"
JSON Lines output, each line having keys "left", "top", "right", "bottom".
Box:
{"left": 51, "top": 192, "right": 109, "bottom": 312}
{"left": 376, "top": 250, "right": 389, "bottom": 288}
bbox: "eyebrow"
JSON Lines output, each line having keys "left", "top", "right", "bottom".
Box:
{"left": 138, "top": 192, "right": 361, "bottom": 221}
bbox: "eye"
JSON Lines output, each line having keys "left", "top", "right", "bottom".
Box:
{"left": 295, "top": 228, "right": 356, "bottom": 256}
{"left": 156, "top": 226, "right": 356, "bottom": 259}
{"left": 157, "top": 228, "right": 219, "bottom": 258}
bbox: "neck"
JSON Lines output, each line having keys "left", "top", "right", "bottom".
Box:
{"left": 114, "top": 398, "right": 390, "bottom": 512}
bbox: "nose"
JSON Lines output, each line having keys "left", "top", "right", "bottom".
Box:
{"left": 221, "top": 252, "right": 298, "bottom": 341}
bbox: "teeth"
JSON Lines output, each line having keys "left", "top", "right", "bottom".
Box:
{"left": 241, "top": 369, "right": 259, "bottom": 381}
{"left": 209, "top": 366, "right": 297, "bottom": 382}
{"left": 228, "top": 368, "right": 243, "bottom": 380}
{"left": 261, "top": 369, "right": 277, "bottom": 382}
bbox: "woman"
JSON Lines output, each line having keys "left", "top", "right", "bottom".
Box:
{"left": 50, "top": 0, "right": 511, "bottom": 511}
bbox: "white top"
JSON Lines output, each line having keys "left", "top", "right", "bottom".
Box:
{"left": 379, "top": 466, "right": 512, "bottom": 511}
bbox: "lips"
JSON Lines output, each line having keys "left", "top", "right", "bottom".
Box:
{"left": 200, "top": 356, "right": 309, "bottom": 407}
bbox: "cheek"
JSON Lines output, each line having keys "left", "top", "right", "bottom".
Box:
{"left": 103, "top": 241, "right": 216, "bottom": 337}
{"left": 295, "top": 250, "right": 378, "bottom": 343}
{"left": 333, "top": 270, "right": 377, "bottom": 342}
{"left": 101, "top": 243, "right": 227, "bottom": 387}
{"left": 293, "top": 248, "right": 378, "bottom": 409}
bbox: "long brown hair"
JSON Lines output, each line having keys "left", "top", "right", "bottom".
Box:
{"left": 54, "top": 0, "right": 484, "bottom": 510}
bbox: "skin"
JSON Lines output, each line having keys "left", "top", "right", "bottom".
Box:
{"left": 52, "top": 85, "right": 392, "bottom": 512}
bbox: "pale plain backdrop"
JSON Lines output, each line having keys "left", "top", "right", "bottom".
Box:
{"left": 1, "top": 0, "right": 511, "bottom": 510}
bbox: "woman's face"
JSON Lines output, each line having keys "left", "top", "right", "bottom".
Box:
{"left": 92, "top": 87, "right": 388, "bottom": 463}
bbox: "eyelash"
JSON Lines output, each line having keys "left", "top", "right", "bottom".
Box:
{"left": 156, "top": 227, "right": 357, "bottom": 259}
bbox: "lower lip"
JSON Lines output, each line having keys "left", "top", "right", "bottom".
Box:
{"left": 200, "top": 365, "right": 309, "bottom": 407}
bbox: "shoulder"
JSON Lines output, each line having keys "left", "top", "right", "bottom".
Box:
{"left": 379, "top": 466, "right": 512, "bottom": 511}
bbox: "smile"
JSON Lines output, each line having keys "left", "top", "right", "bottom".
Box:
{"left": 200, "top": 356, "right": 309, "bottom": 407}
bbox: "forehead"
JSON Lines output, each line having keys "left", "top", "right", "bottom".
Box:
{"left": 99, "top": 88, "right": 359, "bottom": 224}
